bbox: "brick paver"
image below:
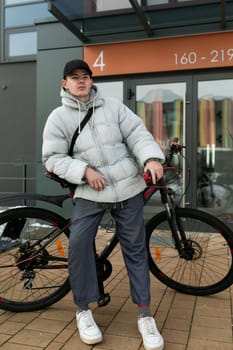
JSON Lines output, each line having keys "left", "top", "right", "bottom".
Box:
{"left": 0, "top": 235, "right": 232, "bottom": 350}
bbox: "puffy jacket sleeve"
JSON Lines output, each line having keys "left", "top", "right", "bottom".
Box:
{"left": 42, "top": 110, "right": 88, "bottom": 185}
{"left": 117, "top": 101, "right": 165, "bottom": 165}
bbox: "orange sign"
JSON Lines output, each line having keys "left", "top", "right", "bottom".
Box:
{"left": 84, "top": 32, "right": 233, "bottom": 76}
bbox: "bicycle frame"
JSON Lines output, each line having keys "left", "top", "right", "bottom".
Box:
{"left": 0, "top": 138, "right": 187, "bottom": 307}
{"left": 143, "top": 177, "right": 192, "bottom": 259}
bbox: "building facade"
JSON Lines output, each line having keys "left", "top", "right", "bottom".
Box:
{"left": 0, "top": 0, "right": 233, "bottom": 221}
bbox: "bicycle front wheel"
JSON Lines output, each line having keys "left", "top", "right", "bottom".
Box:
{"left": 147, "top": 208, "right": 233, "bottom": 296}
{"left": 0, "top": 207, "right": 70, "bottom": 312}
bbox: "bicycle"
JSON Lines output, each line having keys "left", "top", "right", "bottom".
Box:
{"left": 0, "top": 139, "right": 233, "bottom": 312}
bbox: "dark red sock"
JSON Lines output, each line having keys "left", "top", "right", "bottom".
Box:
{"left": 138, "top": 304, "right": 150, "bottom": 318}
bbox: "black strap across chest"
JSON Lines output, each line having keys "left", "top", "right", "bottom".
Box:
{"left": 68, "top": 107, "right": 94, "bottom": 156}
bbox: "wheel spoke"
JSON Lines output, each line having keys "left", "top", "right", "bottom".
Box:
{"left": 147, "top": 208, "right": 233, "bottom": 295}
{"left": 0, "top": 208, "right": 70, "bottom": 311}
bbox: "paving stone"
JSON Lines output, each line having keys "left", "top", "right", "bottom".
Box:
{"left": 0, "top": 333, "right": 11, "bottom": 346}
{"left": 163, "top": 343, "right": 186, "bottom": 350}
{"left": 0, "top": 320, "right": 25, "bottom": 335}
{"left": 187, "top": 337, "right": 233, "bottom": 350}
{"left": 164, "top": 315, "right": 192, "bottom": 331}
{"left": 93, "top": 334, "right": 142, "bottom": 350}
{"left": 0, "top": 232, "right": 232, "bottom": 350}
{"left": 45, "top": 342, "right": 64, "bottom": 350}
{"left": 53, "top": 328, "right": 75, "bottom": 343}
{"left": 8, "top": 312, "right": 39, "bottom": 323}
{"left": 8, "top": 329, "right": 56, "bottom": 347}
{"left": 25, "top": 317, "right": 68, "bottom": 334}
{"left": 162, "top": 329, "right": 189, "bottom": 345}
{"left": 191, "top": 314, "right": 232, "bottom": 329}
{"left": 0, "top": 312, "right": 14, "bottom": 324}
{"left": 1, "top": 343, "right": 41, "bottom": 350}
{"left": 190, "top": 324, "right": 232, "bottom": 342}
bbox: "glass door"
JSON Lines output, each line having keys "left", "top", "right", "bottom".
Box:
{"left": 95, "top": 73, "right": 233, "bottom": 222}
{"left": 132, "top": 78, "right": 191, "bottom": 219}
{"left": 197, "top": 79, "right": 233, "bottom": 218}
{"left": 136, "top": 82, "right": 186, "bottom": 148}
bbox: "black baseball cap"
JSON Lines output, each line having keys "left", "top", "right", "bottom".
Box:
{"left": 63, "top": 59, "right": 93, "bottom": 78}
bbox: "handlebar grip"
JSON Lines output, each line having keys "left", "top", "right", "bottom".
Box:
{"left": 143, "top": 173, "right": 168, "bottom": 203}
{"left": 143, "top": 173, "right": 165, "bottom": 186}
{"left": 143, "top": 172, "right": 151, "bottom": 183}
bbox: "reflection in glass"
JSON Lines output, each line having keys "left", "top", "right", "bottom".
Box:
{"left": 197, "top": 80, "right": 233, "bottom": 218}
{"left": 136, "top": 83, "right": 186, "bottom": 215}
{"left": 136, "top": 83, "right": 186, "bottom": 148}
{"left": 5, "top": 3, "right": 52, "bottom": 27}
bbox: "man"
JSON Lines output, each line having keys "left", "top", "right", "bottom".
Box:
{"left": 42, "top": 59, "right": 165, "bottom": 350}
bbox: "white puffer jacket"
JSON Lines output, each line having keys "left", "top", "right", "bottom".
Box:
{"left": 42, "top": 85, "right": 164, "bottom": 202}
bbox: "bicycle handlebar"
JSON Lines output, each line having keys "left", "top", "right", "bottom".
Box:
{"left": 143, "top": 137, "right": 184, "bottom": 186}
{"left": 165, "top": 137, "right": 185, "bottom": 166}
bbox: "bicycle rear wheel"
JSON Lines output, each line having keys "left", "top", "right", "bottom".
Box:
{"left": 0, "top": 207, "right": 70, "bottom": 312}
{"left": 146, "top": 208, "right": 233, "bottom": 296}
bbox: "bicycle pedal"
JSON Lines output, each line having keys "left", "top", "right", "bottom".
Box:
{"left": 98, "top": 293, "right": 111, "bottom": 307}
{"left": 23, "top": 280, "right": 33, "bottom": 290}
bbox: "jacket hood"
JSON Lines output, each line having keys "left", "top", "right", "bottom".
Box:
{"left": 60, "top": 84, "right": 104, "bottom": 111}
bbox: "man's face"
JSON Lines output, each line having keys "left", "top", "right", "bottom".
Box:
{"left": 62, "top": 69, "right": 93, "bottom": 102}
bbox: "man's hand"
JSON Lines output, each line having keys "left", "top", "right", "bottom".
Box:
{"left": 144, "top": 160, "right": 163, "bottom": 184}
{"left": 85, "top": 167, "right": 106, "bottom": 191}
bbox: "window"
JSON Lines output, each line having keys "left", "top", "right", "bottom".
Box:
{"left": 197, "top": 79, "right": 233, "bottom": 213}
{"left": 96, "top": 0, "right": 140, "bottom": 12}
{"left": 8, "top": 31, "right": 37, "bottom": 56}
{"left": 5, "top": 3, "right": 51, "bottom": 27}
{"left": 147, "top": 0, "right": 168, "bottom": 4}
{"left": 5, "top": 0, "right": 39, "bottom": 5}
{"left": 3, "top": 0, "right": 53, "bottom": 59}
{"left": 147, "top": 0, "right": 215, "bottom": 5}
{"left": 95, "top": 81, "right": 123, "bottom": 101}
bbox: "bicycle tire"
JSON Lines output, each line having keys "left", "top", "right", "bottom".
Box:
{"left": 146, "top": 207, "right": 233, "bottom": 296}
{"left": 0, "top": 207, "right": 70, "bottom": 312}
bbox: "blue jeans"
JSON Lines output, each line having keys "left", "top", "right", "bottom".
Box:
{"left": 68, "top": 192, "right": 150, "bottom": 306}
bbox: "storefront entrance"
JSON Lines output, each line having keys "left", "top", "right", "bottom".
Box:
{"left": 96, "top": 70, "right": 233, "bottom": 221}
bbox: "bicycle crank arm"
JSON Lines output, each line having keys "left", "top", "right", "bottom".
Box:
{"left": 98, "top": 293, "right": 111, "bottom": 307}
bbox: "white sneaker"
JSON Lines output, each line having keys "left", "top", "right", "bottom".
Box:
{"left": 76, "top": 309, "right": 103, "bottom": 345}
{"left": 138, "top": 316, "right": 164, "bottom": 350}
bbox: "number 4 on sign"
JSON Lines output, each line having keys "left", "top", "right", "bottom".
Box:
{"left": 93, "top": 50, "right": 105, "bottom": 71}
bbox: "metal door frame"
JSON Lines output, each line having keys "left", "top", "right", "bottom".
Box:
{"left": 126, "top": 73, "right": 194, "bottom": 207}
